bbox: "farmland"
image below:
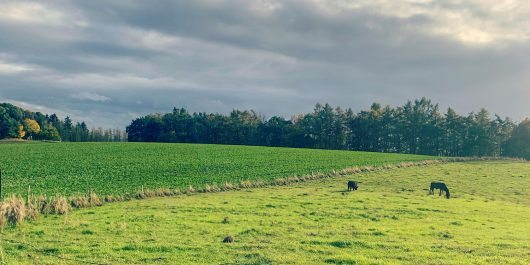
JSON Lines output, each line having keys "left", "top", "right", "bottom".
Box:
{"left": 0, "top": 142, "right": 433, "bottom": 197}
{"left": 1, "top": 161, "right": 529, "bottom": 264}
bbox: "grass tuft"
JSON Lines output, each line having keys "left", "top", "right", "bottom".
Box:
{"left": 223, "top": 182, "right": 236, "bottom": 191}
{"left": 1, "top": 196, "right": 26, "bottom": 226}
{"left": 52, "top": 196, "right": 71, "bottom": 215}
{"left": 104, "top": 195, "right": 115, "bottom": 203}
{"left": 0, "top": 212, "right": 5, "bottom": 230}
{"left": 88, "top": 191, "right": 103, "bottom": 206}
{"left": 37, "top": 195, "right": 52, "bottom": 215}
{"left": 204, "top": 184, "right": 220, "bottom": 193}
{"left": 25, "top": 199, "right": 40, "bottom": 222}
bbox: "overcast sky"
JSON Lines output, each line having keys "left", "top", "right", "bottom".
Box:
{"left": 0, "top": 0, "right": 529, "bottom": 128}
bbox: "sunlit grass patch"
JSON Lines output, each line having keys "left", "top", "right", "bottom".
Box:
{"left": 0, "top": 161, "right": 528, "bottom": 264}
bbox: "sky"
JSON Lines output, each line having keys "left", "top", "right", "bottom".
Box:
{"left": 0, "top": 0, "right": 529, "bottom": 128}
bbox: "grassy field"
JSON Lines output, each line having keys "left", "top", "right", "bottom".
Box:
{"left": 0, "top": 142, "right": 432, "bottom": 196}
{"left": 0, "top": 161, "right": 528, "bottom": 264}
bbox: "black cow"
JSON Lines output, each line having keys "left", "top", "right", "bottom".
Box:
{"left": 429, "top": 182, "right": 450, "bottom": 199}
{"left": 347, "top": 181, "right": 358, "bottom": 191}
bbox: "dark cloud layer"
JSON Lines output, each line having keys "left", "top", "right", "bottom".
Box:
{"left": 0, "top": 0, "right": 529, "bottom": 128}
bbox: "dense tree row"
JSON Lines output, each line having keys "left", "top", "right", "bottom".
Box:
{"left": 126, "top": 98, "right": 530, "bottom": 159}
{"left": 0, "top": 103, "right": 125, "bottom": 142}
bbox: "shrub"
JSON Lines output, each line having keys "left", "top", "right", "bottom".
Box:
{"left": 239, "top": 180, "right": 252, "bottom": 189}
{"left": 253, "top": 180, "right": 266, "bottom": 187}
{"left": 162, "top": 188, "right": 175, "bottom": 196}
{"left": 37, "top": 195, "right": 52, "bottom": 215}
{"left": 339, "top": 167, "right": 361, "bottom": 175}
{"left": 303, "top": 174, "right": 314, "bottom": 181}
{"left": 88, "top": 192, "right": 103, "bottom": 206}
{"left": 287, "top": 176, "right": 300, "bottom": 183}
{"left": 123, "top": 194, "right": 134, "bottom": 201}
{"left": 0, "top": 213, "right": 5, "bottom": 230}
{"left": 211, "top": 184, "right": 220, "bottom": 192}
{"left": 223, "top": 182, "right": 235, "bottom": 191}
{"left": 104, "top": 195, "right": 115, "bottom": 203}
{"left": 135, "top": 191, "right": 147, "bottom": 200}
{"left": 397, "top": 162, "right": 414, "bottom": 168}
{"left": 154, "top": 188, "right": 166, "bottom": 197}
{"left": 361, "top": 166, "right": 374, "bottom": 172}
{"left": 383, "top": 164, "right": 396, "bottom": 170}
{"left": 52, "top": 196, "right": 71, "bottom": 215}
{"left": 143, "top": 189, "right": 156, "bottom": 198}
{"left": 69, "top": 196, "right": 89, "bottom": 208}
{"left": 186, "top": 185, "right": 195, "bottom": 194}
{"left": 1, "top": 195, "right": 26, "bottom": 226}
{"left": 25, "top": 200, "right": 39, "bottom": 221}
{"left": 275, "top": 178, "right": 287, "bottom": 186}
{"left": 204, "top": 184, "right": 214, "bottom": 193}
{"left": 109, "top": 195, "right": 125, "bottom": 202}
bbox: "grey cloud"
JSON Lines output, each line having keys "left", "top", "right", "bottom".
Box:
{"left": 71, "top": 92, "right": 111, "bottom": 102}
{"left": 0, "top": 0, "right": 529, "bottom": 128}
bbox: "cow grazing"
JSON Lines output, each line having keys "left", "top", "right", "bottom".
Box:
{"left": 347, "top": 181, "right": 358, "bottom": 191}
{"left": 429, "top": 181, "right": 450, "bottom": 199}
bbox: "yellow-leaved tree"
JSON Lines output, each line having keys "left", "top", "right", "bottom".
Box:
{"left": 23, "top": 118, "right": 41, "bottom": 139}
{"left": 18, "top": 125, "right": 26, "bottom": 139}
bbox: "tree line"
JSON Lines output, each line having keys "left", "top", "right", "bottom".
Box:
{"left": 0, "top": 103, "right": 126, "bottom": 142}
{"left": 126, "top": 98, "right": 530, "bottom": 159}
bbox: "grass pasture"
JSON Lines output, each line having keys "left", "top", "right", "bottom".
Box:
{"left": 0, "top": 142, "right": 432, "bottom": 196}
{"left": 1, "top": 161, "right": 529, "bottom": 264}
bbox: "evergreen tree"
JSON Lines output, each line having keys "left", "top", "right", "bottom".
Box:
{"left": 503, "top": 119, "right": 530, "bottom": 159}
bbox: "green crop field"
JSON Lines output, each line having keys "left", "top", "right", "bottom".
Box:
{"left": 0, "top": 161, "right": 528, "bottom": 264}
{"left": 0, "top": 142, "right": 433, "bottom": 197}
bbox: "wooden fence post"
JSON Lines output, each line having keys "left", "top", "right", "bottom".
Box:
{"left": 0, "top": 167, "right": 2, "bottom": 201}
{"left": 27, "top": 185, "right": 31, "bottom": 205}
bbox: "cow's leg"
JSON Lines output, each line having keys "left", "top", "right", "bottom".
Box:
{"left": 439, "top": 189, "right": 442, "bottom": 196}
